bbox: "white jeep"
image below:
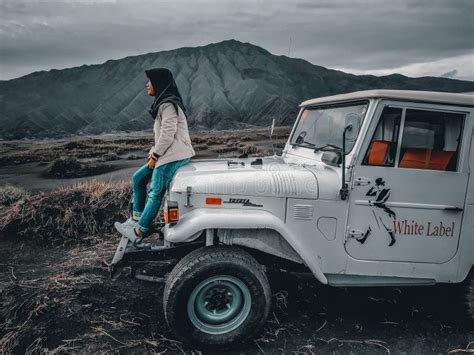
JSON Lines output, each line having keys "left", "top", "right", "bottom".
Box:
{"left": 111, "top": 90, "right": 474, "bottom": 346}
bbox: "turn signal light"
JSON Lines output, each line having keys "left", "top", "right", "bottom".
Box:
{"left": 169, "top": 208, "right": 179, "bottom": 222}
{"left": 165, "top": 201, "right": 179, "bottom": 225}
{"left": 206, "top": 197, "right": 222, "bottom": 205}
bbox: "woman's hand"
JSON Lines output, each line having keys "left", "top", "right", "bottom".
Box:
{"left": 147, "top": 152, "right": 161, "bottom": 169}
{"left": 147, "top": 158, "right": 156, "bottom": 169}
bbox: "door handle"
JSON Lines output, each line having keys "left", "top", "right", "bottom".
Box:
{"left": 354, "top": 177, "right": 371, "bottom": 186}
{"left": 445, "top": 207, "right": 463, "bottom": 212}
{"left": 347, "top": 229, "right": 365, "bottom": 238}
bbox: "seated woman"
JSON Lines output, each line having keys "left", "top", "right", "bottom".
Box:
{"left": 115, "top": 68, "right": 195, "bottom": 241}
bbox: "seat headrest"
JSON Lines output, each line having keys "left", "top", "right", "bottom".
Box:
{"left": 401, "top": 126, "right": 435, "bottom": 150}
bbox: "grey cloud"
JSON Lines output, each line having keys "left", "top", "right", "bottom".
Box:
{"left": 0, "top": 0, "right": 473, "bottom": 80}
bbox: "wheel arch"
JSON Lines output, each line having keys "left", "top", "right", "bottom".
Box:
{"left": 164, "top": 208, "right": 328, "bottom": 284}
{"left": 215, "top": 228, "right": 304, "bottom": 265}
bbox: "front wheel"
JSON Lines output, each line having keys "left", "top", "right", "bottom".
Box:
{"left": 163, "top": 246, "right": 271, "bottom": 346}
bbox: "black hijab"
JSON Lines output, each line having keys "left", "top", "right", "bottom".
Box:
{"left": 145, "top": 68, "right": 186, "bottom": 120}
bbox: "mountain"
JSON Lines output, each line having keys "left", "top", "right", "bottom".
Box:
{"left": 1, "top": 39, "right": 473, "bottom": 140}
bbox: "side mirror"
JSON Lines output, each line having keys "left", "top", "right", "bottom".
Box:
{"left": 321, "top": 151, "right": 342, "bottom": 166}
{"left": 345, "top": 114, "right": 360, "bottom": 141}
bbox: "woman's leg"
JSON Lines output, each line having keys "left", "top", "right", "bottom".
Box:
{"left": 131, "top": 163, "right": 153, "bottom": 219}
{"left": 137, "top": 158, "right": 191, "bottom": 233}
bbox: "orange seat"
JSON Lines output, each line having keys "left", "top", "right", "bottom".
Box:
{"left": 399, "top": 149, "right": 454, "bottom": 170}
{"left": 367, "top": 140, "right": 391, "bottom": 165}
{"left": 428, "top": 151, "right": 455, "bottom": 170}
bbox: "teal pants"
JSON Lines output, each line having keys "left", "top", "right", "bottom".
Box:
{"left": 132, "top": 158, "right": 191, "bottom": 233}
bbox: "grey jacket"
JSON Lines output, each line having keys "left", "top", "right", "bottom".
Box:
{"left": 148, "top": 102, "right": 195, "bottom": 168}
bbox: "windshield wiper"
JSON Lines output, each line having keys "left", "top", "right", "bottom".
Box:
{"left": 313, "top": 144, "right": 342, "bottom": 152}
{"left": 292, "top": 131, "right": 317, "bottom": 148}
{"left": 292, "top": 141, "right": 316, "bottom": 148}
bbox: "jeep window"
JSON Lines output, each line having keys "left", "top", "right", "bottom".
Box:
{"left": 291, "top": 101, "right": 368, "bottom": 154}
{"left": 363, "top": 107, "right": 402, "bottom": 167}
{"left": 398, "top": 109, "right": 464, "bottom": 171}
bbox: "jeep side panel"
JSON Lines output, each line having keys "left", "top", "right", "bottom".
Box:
{"left": 343, "top": 101, "right": 473, "bottom": 283}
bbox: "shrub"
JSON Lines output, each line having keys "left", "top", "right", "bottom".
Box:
{"left": 193, "top": 144, "right": 208, "bottom": 151}
{"left": 191, "top": 136, "right": 207, "bottom": 144}
{"left": 210, "top": 146, "right": 237, "bottom": 153}
{"left": 126, "top": 154, "right": 144, "bottom": 160}
{"left": 62, "top": 141, "right": 91, "bottom": 150}
{"left": 97, "top": 152, "right": 120, "bottom": 162}
{"left": 0, "top": 180, "right": 131, "bottom": 245}
{"left": 239, "top": 145, "right": 258, "bottom": 155}
{"left": 0, "top": 184, "right": 28, "bottom": 207}
{"left": 48, "top": 156, "right": 82, "bottom": 178}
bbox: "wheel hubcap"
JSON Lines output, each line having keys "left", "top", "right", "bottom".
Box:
{"left": 187, "top": 275, "right": 251, "bottom": 334}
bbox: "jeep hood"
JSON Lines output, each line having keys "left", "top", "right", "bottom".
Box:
{"left": 169, "top": 157, "right": 319, "bottom": 199}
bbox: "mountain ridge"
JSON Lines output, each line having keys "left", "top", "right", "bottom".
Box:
{"left": 1, "top": 39, "right": 473, "bottom": 140}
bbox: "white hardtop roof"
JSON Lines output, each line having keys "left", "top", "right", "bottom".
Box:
{"left": 301, "top": 90, "right": 474, "bottom": 108}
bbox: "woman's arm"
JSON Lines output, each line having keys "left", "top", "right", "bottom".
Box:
{"left": 153, "top": 103, "right": 178, "bottom": 156}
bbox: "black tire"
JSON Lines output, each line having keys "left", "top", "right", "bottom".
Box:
{"left": 163, "top": 246, "right": 271, "bottom": 346}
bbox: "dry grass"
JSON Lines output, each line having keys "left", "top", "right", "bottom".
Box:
{"left": 0, "top": 184, "right": 28, "bottom": 207}
{"left": 0, "top": 178, "right": 186, "bottom": 353}
{"left": 0, "top": 180, "right": 131, "bottom": 245}
{"left": 0, "top": 246, "right": 106, "bottom": 354}
{"left": 0, "top": 240, "right": 186, "bottom": 354}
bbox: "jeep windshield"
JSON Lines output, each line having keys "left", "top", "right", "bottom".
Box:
{"left": 290, "top": 101, "right": 368, "bottom": 154}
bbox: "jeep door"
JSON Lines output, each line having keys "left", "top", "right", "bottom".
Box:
{"left": 345, "top": 101, "right": 471, "bottom": 263}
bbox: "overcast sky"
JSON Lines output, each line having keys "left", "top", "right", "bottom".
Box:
{"left": 1, "top": 0, "right": 473, "bottom": 81}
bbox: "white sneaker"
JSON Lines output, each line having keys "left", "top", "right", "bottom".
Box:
{"left": 123, "top": 217, "right": 139, "bottom": 226}
{"left": 114, "top": 221, "right": 143, "bottom": 243}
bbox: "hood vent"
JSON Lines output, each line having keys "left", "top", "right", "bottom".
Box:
{"left": 293, "top": 204, "right": 314, "bottom": 220}
{"left": 272, "top": 171, "right": 297, "bottom": 195}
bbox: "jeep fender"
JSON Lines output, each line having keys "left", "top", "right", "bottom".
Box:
{"left": 163, "top": 208, "right": 328, "bottom": 285}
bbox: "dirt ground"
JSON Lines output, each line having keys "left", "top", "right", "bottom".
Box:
{"left": 0, "top": 128, "right": 473, "bottom": 354}
{"left": 1, "top": 238, "right": 472, "bottom": 354}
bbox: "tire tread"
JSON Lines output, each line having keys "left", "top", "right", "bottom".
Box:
{"left": 163, "top": 245, "right": 271, "bottom": 346}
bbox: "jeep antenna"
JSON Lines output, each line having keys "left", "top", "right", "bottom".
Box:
{"left": 270, "top": 37, "right": 292, "bottom": 157}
